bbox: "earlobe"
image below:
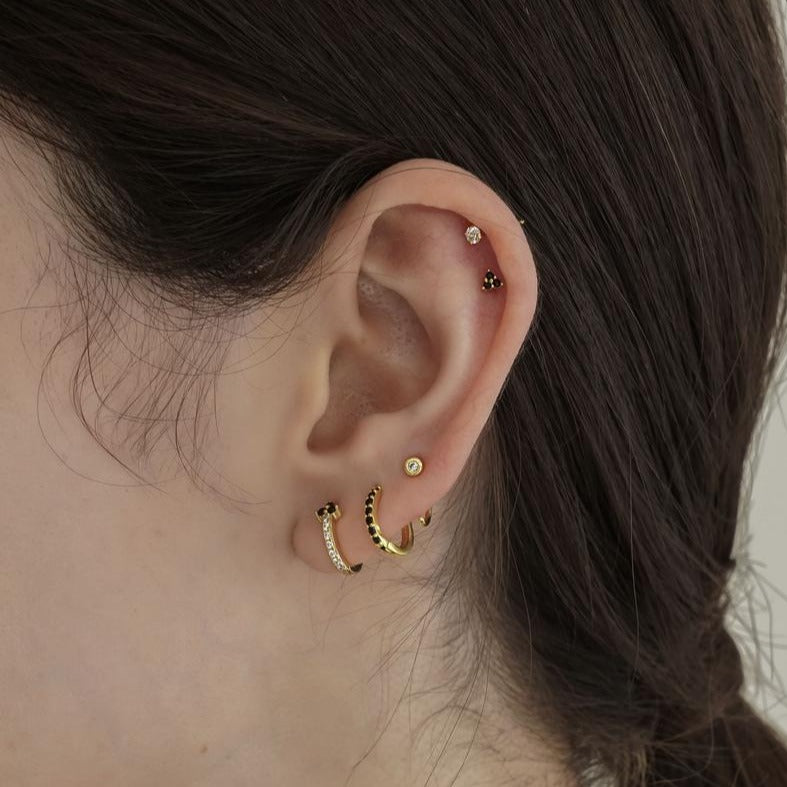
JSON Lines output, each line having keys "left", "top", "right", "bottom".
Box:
{"left": 288, "top": 158, "right": 537, "bottom": 575}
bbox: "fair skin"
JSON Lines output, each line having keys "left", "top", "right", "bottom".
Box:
{"left": 0, "top": 133, "right": 572, "bottom": 785}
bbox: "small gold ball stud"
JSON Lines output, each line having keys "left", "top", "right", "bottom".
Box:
{"left": 403, "top": 456, "right": 424, "bottom": 477}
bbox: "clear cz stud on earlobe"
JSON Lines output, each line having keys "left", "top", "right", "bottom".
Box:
{"left": 403, "top": 456, "right": 424, "bottom": 476}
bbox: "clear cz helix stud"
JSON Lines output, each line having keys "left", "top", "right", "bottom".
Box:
{"left": 465, "top": 224, "right": 483, "bottom": 245}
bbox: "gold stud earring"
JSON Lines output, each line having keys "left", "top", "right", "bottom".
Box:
{"left": 403, "top": 456, "right": 424, "bottom": 477}
{"left": 315, "top": 501, "right": 363, "bottom": 575}
{"left": 464, "top": 224, "right": 483, "bottom": 245}
{"left": 482, "top": 269, "right": 504, "bottom": 290}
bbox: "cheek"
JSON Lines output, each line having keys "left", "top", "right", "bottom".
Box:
{"left": 0, "top": 482, "right": 274, "bottom": 782}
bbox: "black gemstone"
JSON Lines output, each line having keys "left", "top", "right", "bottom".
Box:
{"left": 372, "top": 535, "right": 381, "bottom": 543}
{"left": 327, "top": 503, "right": 336, "bottom": 513}
{"left": 317, "top": 507, "right": 325, "bottom": 516}
{"left": 365, "top": 515, "right": 373, "bottom": 525}
{"left": 368, "top": 526, "right": 376, "bottom": 534}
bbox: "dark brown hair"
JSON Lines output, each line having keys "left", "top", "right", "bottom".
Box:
{"left": 2, "top": 1, "right": 787, "bottom": 783}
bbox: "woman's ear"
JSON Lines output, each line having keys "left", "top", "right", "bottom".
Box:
{"left": 284, "top": 158, "right": 538, "bottom": 574}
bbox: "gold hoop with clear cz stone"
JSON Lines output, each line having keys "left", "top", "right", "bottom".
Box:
{"left": 315, "top": 502, "right": 362, "bottom": 575}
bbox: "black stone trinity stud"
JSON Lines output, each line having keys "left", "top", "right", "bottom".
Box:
{"left": 482, "top": 269, "right": 504, "bottom": 291}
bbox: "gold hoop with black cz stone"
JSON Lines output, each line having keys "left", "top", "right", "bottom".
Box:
{"left": 363, "top": 484, "right": 432, "bottom": 556}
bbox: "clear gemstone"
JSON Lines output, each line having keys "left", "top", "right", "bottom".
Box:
{"left": 465, "top": 225, "right": 482, "bottom": 245}
{"left": 405, "top": 458, "right": 423, "bottom": 476}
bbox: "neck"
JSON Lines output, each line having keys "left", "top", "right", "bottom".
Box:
{"left": 178, "top": 523, "right": 572, "bottom": 787}
{"left": 0, "top": 417, "right": 570, "bottom": 784}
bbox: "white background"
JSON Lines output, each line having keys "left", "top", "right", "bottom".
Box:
{"left": 744, "top": 356, "right": 787, "bottom": 734}
{"left": 741, "top": 0, "right": 787, "bottom": 737}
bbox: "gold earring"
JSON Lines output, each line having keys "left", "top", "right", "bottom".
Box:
{"left": 482, "top": 269, "right": 504, "bottom": 290}
{"left": 364, "top": 485, "right": 431, "bottom": 556}
{"left": 403, "top": 456, "right": 424, "bottom": 476}
{"left": 315, "top": 502, "right": 363, "bottom": 575}
{"left": 464, "top": 224, "right": 483, "bottom": 245}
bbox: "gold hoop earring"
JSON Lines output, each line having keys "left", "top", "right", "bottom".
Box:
{"left": 363, "top": 485, "right": 432, "bottom": 556}
{"left": 315, "top": 502, "right": 363, "bottom": 575}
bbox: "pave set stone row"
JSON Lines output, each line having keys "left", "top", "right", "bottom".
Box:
{"left": 316, "top": 502, "right": 352, "bottom": 574}
{"left": 365, "top": 486, "right": 387, "bottom": 550}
